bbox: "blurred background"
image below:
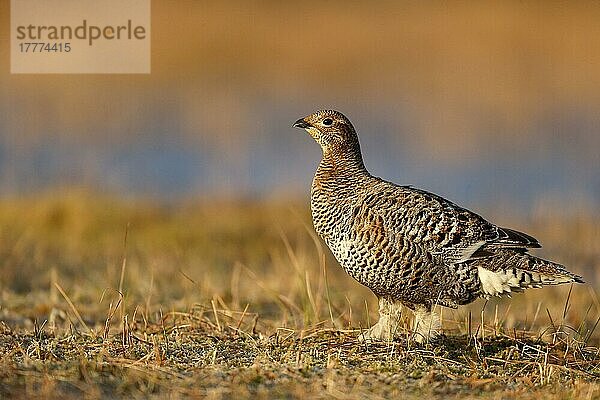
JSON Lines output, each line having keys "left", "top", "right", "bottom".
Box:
{"left": 0, "top": 1, "right": 598, "bottom": 216}
{"left": 0, "top": 1, "right": 599, "bottom": 341}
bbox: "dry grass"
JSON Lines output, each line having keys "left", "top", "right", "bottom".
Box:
{"left": 0, "top": 191, "right": 599, "bottom": 398}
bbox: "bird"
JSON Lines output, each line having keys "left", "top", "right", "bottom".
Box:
{"left": 293, "top": 109, "right": 584, "bottom": 342}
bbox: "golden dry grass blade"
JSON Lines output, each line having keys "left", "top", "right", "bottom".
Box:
{"left": 54, "top": 282, "right": 90, "bottom": 333}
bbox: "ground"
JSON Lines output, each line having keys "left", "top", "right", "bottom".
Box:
{"left": 0, "top": 192, "right": 598, "bottom": 399}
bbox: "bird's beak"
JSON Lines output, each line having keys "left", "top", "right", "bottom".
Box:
{"left": 292, "top": 118, "right": 311, "bottom": 129}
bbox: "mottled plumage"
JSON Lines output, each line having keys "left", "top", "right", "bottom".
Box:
{"left": 293, "top": 109, "right": 584, "bottom": 341}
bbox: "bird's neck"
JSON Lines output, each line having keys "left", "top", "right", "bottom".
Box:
{"left": 314, "top": 144, "right": 369, "bottom": 188}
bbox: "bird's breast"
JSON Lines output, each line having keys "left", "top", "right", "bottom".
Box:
{"left": 310, "top": 186, "right": 345, "bottom": 241}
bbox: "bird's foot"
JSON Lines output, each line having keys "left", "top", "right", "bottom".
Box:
{"left": 412, "top": 329, "right": 442, "bottom": 344}
{"left": 412, "top": 306, "right": 441, "bottom": 344}
{"left": 413, "top": 332, "right": 446, "bottom": 346}
{"left": 358, "top": 319, "right": 397, "bottom": 342}
{"left": 358, "top": 298, "right": 404, "bottom": 342}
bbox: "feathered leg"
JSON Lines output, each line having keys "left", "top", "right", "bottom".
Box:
{"left": 412, "top": 304, "right": 441, "bottom": 343}
{"left": 359, "top": 297, "right": 403, "bottom": 341}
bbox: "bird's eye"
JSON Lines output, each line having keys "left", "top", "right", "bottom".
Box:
{"left": 322, "top": 118, "right": 333, "bottom": 126}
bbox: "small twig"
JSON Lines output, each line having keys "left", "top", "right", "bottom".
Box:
{"left": 562, "top": 284, "right": 574, "bottom": 324}
{"left": 54, "top": 282, "right": 90, "bottom": 333}
{"left": 118, "top": 223, "right": 130, "bottom": 323}
{"left": 546, "top": 308, "right": 557, "bottom": 336}
{"left": 103, "top": 292, "right": 123, "bottom": 340}
{"left": 585, "top": 316, "right": 600, "bottom": 345}
{"left": 323, "top": 253, "right": 335, "bottom": 328}
{"left": 235, "top": 303, "right": 250, "bottom": 331}
{"left": 211, "top": 299, "right": 221, "bottom": 332}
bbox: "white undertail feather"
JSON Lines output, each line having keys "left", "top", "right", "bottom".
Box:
{"left": 477, "top": 266, "right": 577, "bottom": 297}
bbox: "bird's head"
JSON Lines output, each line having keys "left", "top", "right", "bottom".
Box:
{"left": 293, "top": 110, "right": 360, "bottom": 154}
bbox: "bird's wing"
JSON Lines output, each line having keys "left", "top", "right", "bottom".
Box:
{"left": 363, "top": 180, "right": 541, "bottom": 265}
{"left": 492, "top": 226, "right": 541, "bottom": 249}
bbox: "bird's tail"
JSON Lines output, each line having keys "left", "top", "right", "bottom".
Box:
{"left": 471, "top": 249, "right": 584, "bottom": 298}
